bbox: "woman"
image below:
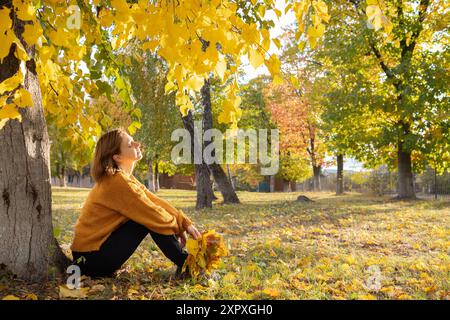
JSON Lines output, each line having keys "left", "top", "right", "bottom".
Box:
{"left": 70, "top": 128, "right": 201, "bottom": 278}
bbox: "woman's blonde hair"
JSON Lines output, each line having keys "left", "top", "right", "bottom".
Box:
{"left": 90, "top": 127, "right": 127, "bottom": 183}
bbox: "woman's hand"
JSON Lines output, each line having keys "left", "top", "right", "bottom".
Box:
{"left": 186, "top": 224, "right": 201, "bottom": 240}
{"left": 177, "top": 232, "right": 187, "bottom": 248}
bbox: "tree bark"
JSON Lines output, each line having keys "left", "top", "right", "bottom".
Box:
{"left": 0, "top": 2, "right": 69, "bottom": 282}
{"left": 208, "top": 163, "right": 240, "bottom": 203}
{"left": 59, "top": 165, "right": 66, "bottom": 187}
{"left": 180, "top": 110, "right": 214, "bottom": 209}
{"left": 397, "top": 141, "right": 416, "bottom": 199}
{"left": 312, "top": 165, "right": 322, "bottom": 191}
{"left": 154, "top": 157, "right": 160, "bottom": 192}
{"left": 226, "top": 164, "right": 235, "bottom": 190}
{"left": 147, "top": 159, "right": 155, "bottom": 192}
{"left": 201, "top": 76, "right": 240, "bottom": 204}
{"left": 269, "top": 175, "right": 275, "bottom": 192}
{"left": 336, "top": 154, "right": 344, "bottom": 195}
{"left": 55, "top": 162, "right": 60, "bottom": 187}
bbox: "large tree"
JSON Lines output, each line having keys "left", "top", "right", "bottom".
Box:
{"left": 0, "top": 0, "right": 69, "bottom": 281}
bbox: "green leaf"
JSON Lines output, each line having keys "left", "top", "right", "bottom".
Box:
{"left": 53, "top": 227, "right": 61, "bottom": 238}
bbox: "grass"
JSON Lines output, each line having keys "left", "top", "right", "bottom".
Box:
{"left": 1, "top": 188, "right": 449, "bottom": 300}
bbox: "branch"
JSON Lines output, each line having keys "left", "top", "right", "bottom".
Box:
{"left": 49, "top": 82, "right": 59, "bottom": 96}
{"left": 349, "top": 0, "right": 399, "bottom": 87}
{"left": 400, "top": 0, "right": 430, "bottom": 62}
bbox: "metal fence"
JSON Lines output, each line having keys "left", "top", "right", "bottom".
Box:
{"left": 318, "top": 167, "right": 450, "bottom": 200}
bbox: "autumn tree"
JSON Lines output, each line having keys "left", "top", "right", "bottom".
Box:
{"left": 264, "top": 82, "right": 324, "bottom": 190}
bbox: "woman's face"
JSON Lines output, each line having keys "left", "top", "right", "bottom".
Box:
{"left": 113, "top": 133, "right": 142, "bottom": 165}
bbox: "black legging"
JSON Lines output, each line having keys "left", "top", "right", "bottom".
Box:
{"left": 72, "top": 220, "right": 188, "bottom": 278}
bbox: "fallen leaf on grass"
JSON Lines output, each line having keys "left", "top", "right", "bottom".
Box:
{"left": 24, "top": 293, "right": 38, "bottom": 300}
{"left": 262, "top": 288, "right": 280, "bottom": 298}
{"left": 59, "top": 285, "right": 89, "bottom": 299}
{"left": 89, "top": 284, "right": 106, "bottom": 294}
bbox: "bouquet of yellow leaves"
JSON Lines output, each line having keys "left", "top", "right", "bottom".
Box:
{"left": 182, "top": 230, "right": 228, "bottom": 278}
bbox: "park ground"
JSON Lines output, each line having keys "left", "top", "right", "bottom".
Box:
{"left": 1, "top": 188, "right": 449, "bottom": 300}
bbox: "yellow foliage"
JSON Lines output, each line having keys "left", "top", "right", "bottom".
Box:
{"left": 358, "top": 293, "right": 377, "bottom": 300}
{"left": 262, "top": 288, "right": 280, "bottom": 298}
{"left": 0, "top": 29, "right": 15, "bottom": 63}
{"left": 248, "top": 46, "right": 265, "bottom": 69}
{"left": 0, "top": 8, "right": 12, "bottom": 34}
{"left": 0, "top": 104, "right": 21, "bottom": 123}
{"left": 13, "top": 88, "right": 33, "bottom": 108}
{"left": 22, "top": 23, "right": 43, "bottom": 47}
{"left": 24, "top": 293, "right": 38, "bottom": 300}
{"left": 58, "top": 285, "right": 89, "bottom": 299}
{"left": 182, "top": 230, "right": 228, "bottom": 278}
{"left": 0, "top": 70, "right": 23, "bottom": 95}
{"left": 13, "top": 0, "right": 36, "bottom": 21}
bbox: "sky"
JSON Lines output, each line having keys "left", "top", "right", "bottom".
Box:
{"left": 239, "top": 0, "right": 297, "bottom": 83}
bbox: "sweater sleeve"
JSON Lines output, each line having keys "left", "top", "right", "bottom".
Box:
{"left": 103, "top": 173, "right": 181, "bottom": 235}
{"left": 137, "top": 184, "right": 193, "bottom": 233}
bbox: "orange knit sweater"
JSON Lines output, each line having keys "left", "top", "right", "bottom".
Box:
{"left": 70, "top": 170, "right": 192, "bottom": 252}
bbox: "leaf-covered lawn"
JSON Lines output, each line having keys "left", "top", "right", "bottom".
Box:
{"left": 1, "top": 188, "right": 449, "bottom": 300}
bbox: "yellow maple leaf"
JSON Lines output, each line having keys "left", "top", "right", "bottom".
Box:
{"left": 58, "top": 285, "right": 89, "bottom": 299}
{"left": 358, "top": 293, "right": 377, "bottom": 300}
{"left": 13, "top": 88, "right": 33, "bottom": 108}
{"left": 0, "top": 29, "right": 16, "bottom": 64}
{"left": 214, "top": 57, "right": 227, "bottom": 81}
{"left": 0, "top": 104, "right": 21, "bottom": 121}
{"left": 366, "top": 5, "right": 390, "bottom": 32}
{"left": 0, "top": 7, "right": 12, "bottom": 33}
{"left": 22, "top": 23, "right": 43, "bottom": 47}
{"left": 13, "top": 0, "right": 36, "bottom": 21}
{"left": 24, "top": 293, "right": 38, "bottom": 300}
{"left": 248, "top": 46, "right": 265, "bottom": 69}
{"left": 312, "top": 0, "right": 330, "bottom": 23}
{"left": 13, "top": 37, "right": 29, "bottom": 61}
{"left": 48, "top": 29, "right": 70, "bottom": 47}
{"left": 185, "top": 74, "right": 205, "bottom": 92}
{"left": 142, "top": 40, "right": 159, "bottom": 52}
{"left": 262, "top": 288, "right": 280, "bottom": 298}
{"left": 2, "top": 295, "right": 20, "bottom": 300}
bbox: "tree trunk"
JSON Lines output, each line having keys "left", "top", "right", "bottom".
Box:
{"left": 269, "top": 175, "right": 275, "bottom": 192}
{"left": 226, "top": 164, "right": 235, "bottom": 190}
{"left": 336, "top": 154, "right": 344, "bottom": 195}
{"left": 0, "top": 3, "right": 69, "bottom": 282}
{"left": 209, "top": 163, "right": 240, "bottom": 203}
{"left": 147, "top": 159, "right": 155, "bottom": 192}
{"left": 397, "top": 141, "right": 416, "bottom": 199}
{"left": 290, "top": 181, "right": 297, "bottom": 192}
{"left": 55, "top": 162, "right": 60, "bottom": 186}
{"left": 154, "top": 158, "right": 160, "bottom": 192}
{"left": 313, "top": 165, "right": 322, "bottom": 191}
{"left": 200, "top": 74, "right": 240, "bottom": 204}
{"left": 59, "top": 165, "right": 66, "bottom": 187}
{"left": 180, "top": 110, "right": 214, "bottom": 209}
{"left": 195, "top": 164, "right": 214, "bottom": 209}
